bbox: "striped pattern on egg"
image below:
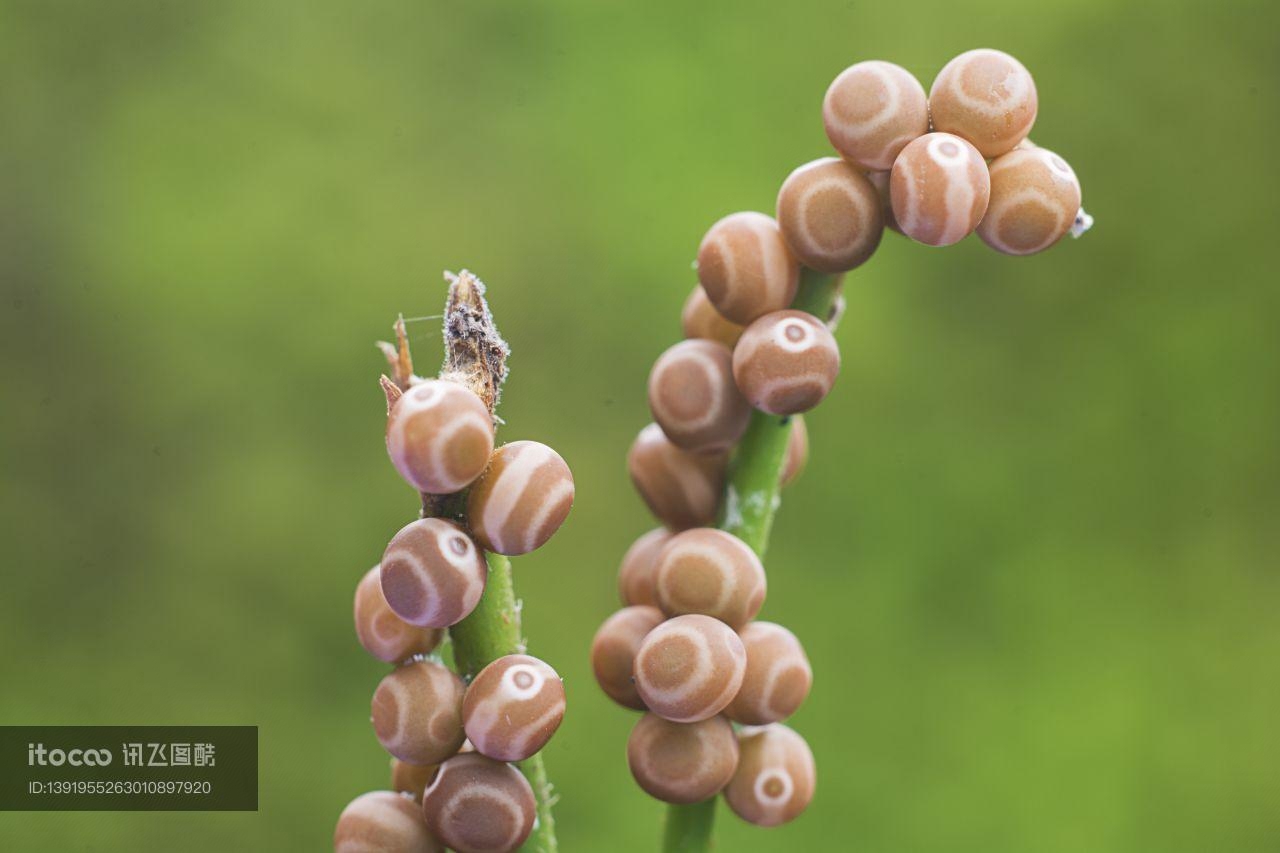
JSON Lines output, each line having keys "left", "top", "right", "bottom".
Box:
{"left": 627, "top": 424, "right": 727, "bottom": 531}
{"left": 627, "top": 713, "right": 740, "bottom": 804}
{"left": 634, "top": 614, "right": 747, "bottom": 723}
{"left": 732, "top": 310, "right": 840, "bottom": 416}
{"left": 466, "top": 441, "right": 574, "bottom": 556}
{"left": 421, "top": 753, "right": 535, "bottom": 853}
{"left": 696, "top": 212, "right": 800, "bottom": 325}
{"left": 462, "top": 654, "right": 565, "bottom": 763}
{"left": 648, "top": 339, "right": 751, "bottom": 454}
{"left": 380, "top": 518, "right": 488, "bottom": 629}
{"left": 386, "top": 379, "right": 494, "bottom": 495}
{"left": 654, "top": 528, "right": 766, "bottom": 630}
{"left": 371, "top": 661, "right": 467, "bottom": 766}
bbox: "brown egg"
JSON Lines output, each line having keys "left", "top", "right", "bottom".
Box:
{"left": 776, "top": 158, "right": 884, "bottom": 273}
{"left": 421, "top": 753, "right": 535, "bottom": 853}
{"left": 334, "top": 790, "right": 441, "bottom": 853}
{"left": 648, "top": 339, "right": 751, "bottom": 454}
{"left": 380, "top": 519, "right": 488, "bottom": 629}
{"left": 371, "top": 660, "right": 467, "bottom": 765}
{"left": 890, "top": 132, "right": 991, "bottom": 247}
{"left": 634, "top": 614, "right": 747, "bottom": 723}
{"left": 929, "top": 48, "right": 1037, "bottom": 157}
{"left": 726, "top": 623, "right": 812, "bottom": 725}
{"left": 628, "top": 424, "right": 727, "bottom": 530}
{"left": 780, "top": 416, "right": 808, "bottom": 488}
{"left": 696, "top": 212, "right": 800, "bottom": 325}
{"left": 732, "top": 311, "right": 841, "bottom": 415}
{"left": 627, "top": 713, "right": 740, "bottom": 804}
{"left": 723, "top": 724, "right": 816, "bottom": 827}
{"left": 654, "top": 528, "right": 766, "bottom": 630}
{"left": 390, "top": 757, "right": 439, "bottom": 802}
{"left": 681, "top": 285, "right": 744, "bottom": 349}
{"left": 823, "top": 60, "right": 930, "bottom": 171}
{"left": 354, "top": 565, "right": 444, "bottom": 663}
{"left": 591, "top": 605, "right": 666, "bottom": 710}
{"left": 864, "top": 170, "right": 901, "bottom": 234}
{"left": 462, "top": 654, "right": 565, "bottom": 762}
{"left": 467, "top": 441, "right": 574, "bottom": 556}
{"left": 977, "top": 147, "right": 1082, "bottom": 255}
{"left": 617, "top": 528, "right": 673, "bottom": 607}
{"left": 386, "top": 379, "right": 494, "bottom": 495}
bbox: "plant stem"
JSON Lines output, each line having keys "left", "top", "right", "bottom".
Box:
{"left": 519, "top": 745, "right": 559, "bottom": 853}
{"left": 449, "top": 553, "right": 521, "bottom": 679}
{"left": 450, "top": 554, "right": 559, "bottom": 852}
{"left": 661, "top": 267, "right": 839, "bottom": 852}
{"left": 663, "top": 798, "right": 717, "bottom": 852}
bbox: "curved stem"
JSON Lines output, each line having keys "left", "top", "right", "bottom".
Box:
{"left": 661, "top": 267, "right": 839, "bottom": 852}
{"left": 450, "top": 554, "right": 558, "bottom": 852}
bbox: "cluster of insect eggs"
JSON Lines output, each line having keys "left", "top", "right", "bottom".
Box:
{"left": 333, "top": 751, "right": 540, "bottom": 853}
{"left": 346, "top": 611, "right": 566, "bottom": 852}
{"left": 822, "top": 49, "right": 1083, "bottom": 253}
{"left": 340, "top": 47, "right": 1079, "bottom": 849}
{"left": 592, "top": 524, "right": 817, "bottom": 825}
{"left": 376, "top": 378, "right": 574, "bottom": 639}
{"left": 338, "top": 377, "right": 574, "bottom": 853}
{"left": 652, "top": 50, "right": 1080, "bottom": 500}
{"left": 631, "top": 303, "right": 831, "bottom": 531}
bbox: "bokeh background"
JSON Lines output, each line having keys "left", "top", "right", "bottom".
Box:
{"left": 2, "top": 1, "right": 1277, "bottom": 850}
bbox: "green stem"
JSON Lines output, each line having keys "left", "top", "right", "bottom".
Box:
{"left": 792, "top": 265, "right": 843, "bottom": 326}
{"left": 450, "top": 553, "right": 559, "bottom": 852}
{"left": 661, "top": 267, "right": 839, "bottom": 852}
{"left": 519, "top": 748, "right": 559, "bottom": 853}
{"left": 663, "top": 798, "right": 717, "bottom": 852}
{"left": 449, "top": 553, "right": 520, "bottom": 679}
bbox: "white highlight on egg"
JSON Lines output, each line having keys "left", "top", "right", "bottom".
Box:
{"left": 773, "top": 318, "right": 815, "bottom": 354}
{"left": 753, "top": 768, "right": 795, "bottom": 809}
{"left": 502, "top": 664, "right": 545, "bottom": 701}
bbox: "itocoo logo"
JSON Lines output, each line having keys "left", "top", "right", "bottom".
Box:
{"left": 27, "top": 743, "right": 113, "bottom": 766}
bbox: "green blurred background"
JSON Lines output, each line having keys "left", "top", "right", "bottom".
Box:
{"left": 2, "top": 0, "right": 1277, "bottom": 850}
